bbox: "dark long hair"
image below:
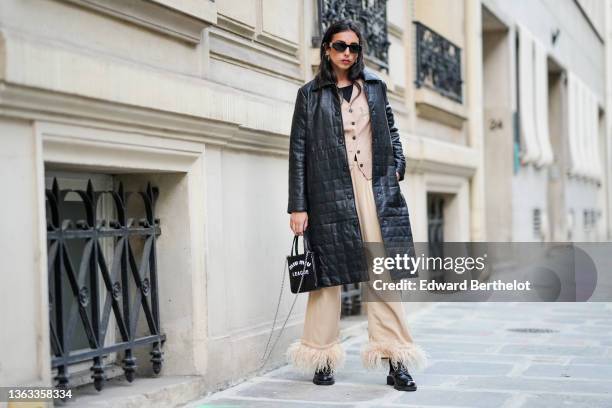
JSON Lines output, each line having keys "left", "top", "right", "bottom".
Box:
{"left": 315, "top": 20, "right": 366, "bottom": 102}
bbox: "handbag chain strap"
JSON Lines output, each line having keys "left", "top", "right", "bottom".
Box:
{"left": 257, "top": 234, "right": 310, "bottom": 373}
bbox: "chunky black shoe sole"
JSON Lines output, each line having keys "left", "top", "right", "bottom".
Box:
{"left": 313, "top": 377, "right": 335, "bottom": 385}
{"left": 387, "top": 375, "right": 417, "bottom": 391}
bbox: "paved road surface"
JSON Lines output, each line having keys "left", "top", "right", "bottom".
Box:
{"left": 184, "top": 302, "right": 612, "bottom": 408}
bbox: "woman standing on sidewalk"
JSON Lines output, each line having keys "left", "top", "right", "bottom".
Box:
{"left": 286, "top": 20, "right": 428, "bottom": 391}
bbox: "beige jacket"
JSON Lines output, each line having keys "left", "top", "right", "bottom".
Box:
{"left": 340, "top": 78, "right": 372, "bottom": 180}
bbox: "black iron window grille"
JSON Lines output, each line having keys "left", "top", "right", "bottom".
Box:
{"left": 46, "top": 178, "right": 165, "bottom": 392}
{"left": 414, "top": 21, "right": 463, "bottom": 103}
{"left": 341, "top": 283, "right": 362, "bottom": 317}
{"left": 314, "top": 0, "right": 390, "bottom": 72}
{"left": 427, "top": 193, "right": 445, "bottom": 282}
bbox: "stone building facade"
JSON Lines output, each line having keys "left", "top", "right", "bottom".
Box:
{"left": 0, "top": 0, "right": 610, "bottom": 405}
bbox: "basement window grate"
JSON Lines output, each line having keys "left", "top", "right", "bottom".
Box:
{"left": 46, "top": 178, "right": 165, "bottom": 392}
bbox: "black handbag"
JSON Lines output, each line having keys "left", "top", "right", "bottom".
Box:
{"left": 258, "top": 230, "right": 319, "bottom": 371}
{"left": 286, "top": 231, "right": 318, "bottom": 293}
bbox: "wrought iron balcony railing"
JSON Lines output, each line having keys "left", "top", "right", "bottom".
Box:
{"left": 414, "top": 21, "right": 463, "bottom": 103}
{"left": 46, "top": 179, "right": 165, "bottom": 392}
{"left": 314, "top": 0, "right": 390, "bottom": 72}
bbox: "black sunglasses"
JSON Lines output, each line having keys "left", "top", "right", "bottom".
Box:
{"left": 330, "top": 41, "right": 362, "bottom": 54}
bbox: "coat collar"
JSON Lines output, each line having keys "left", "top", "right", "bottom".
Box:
{"left": 312, "top": 66, "right": 382, "bottom": 90}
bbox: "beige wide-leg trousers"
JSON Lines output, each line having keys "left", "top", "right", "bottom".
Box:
{"left": 287, "top": 164, "right": 428, "bottom": 375}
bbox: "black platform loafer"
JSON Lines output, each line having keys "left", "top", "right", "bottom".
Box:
{"left": 313, "top": 365, "right": 335, "bottom": 385}
{"left": 387, "top": 360, "right": 417, "bottom": 391}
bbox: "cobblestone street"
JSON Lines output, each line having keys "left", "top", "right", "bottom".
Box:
{"left": 184, "top": 302, "right": 612, "bottom": 408}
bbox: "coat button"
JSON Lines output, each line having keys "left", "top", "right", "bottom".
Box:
{"left": 338, "top": 139, "right": 343, "bottom": 144}
{"left": 351, "top": 121, "right": 355, "bottom": 125}
{"left": 352, "top": 136, "right": 356, "bottom": 140}
{"left": 359, "top": 163, "right": 363, "bottom": 167}
{"left": 357, "top": 150, "right": 360, "bottom": 154}
{"left": 335, "top": 111, "right": 340, "bottom": 116}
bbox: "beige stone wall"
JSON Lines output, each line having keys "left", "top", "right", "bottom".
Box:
{"left": 415, "top": 0, "right": 465, "bottom": 48}
{"left": 0, "top": 0, "right": 303, "bottom": 393}
{"left": 403, "top": 0, "right": 480, "bottom": 243}
{"left": 0, "top": 119, "right": 50, "bottom": 386}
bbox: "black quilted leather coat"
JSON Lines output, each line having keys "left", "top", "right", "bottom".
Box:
{"left": 287, "top": 66, "right": 417, "bottom": 287}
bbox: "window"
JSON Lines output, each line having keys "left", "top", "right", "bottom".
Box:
{"left": 45, "top": 171, "right": 165, "bottom": 391}
{"left": 414, "top": 21, "right": 463, "bottom": 103}
{"left": 315, "top": 0, "right": 390, "bottom": 72}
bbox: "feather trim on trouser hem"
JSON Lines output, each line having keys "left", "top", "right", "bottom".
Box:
{"left": 361, "top": 341, "right": 429, "bottom": 372}
{"left": 286, "top": 340, "right": 346, "bottom": 375}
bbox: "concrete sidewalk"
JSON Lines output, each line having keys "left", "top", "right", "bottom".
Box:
{"left": 183, "top": 302, "right": 612, "bottom": 408}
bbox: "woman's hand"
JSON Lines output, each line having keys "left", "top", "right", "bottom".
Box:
{"left": 396, "top": 171, "right": 400, "bottom": 181}
{"left": 290, "top": 211, "right": 308, "bottom": 235}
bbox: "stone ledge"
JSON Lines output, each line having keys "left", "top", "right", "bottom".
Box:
{"left": 63, "top": 0, "right": 216, "bottom": 44}
{"left": 404, "top": 134, "right": 479, "bottom": 178}
{"left": 0, "top": 82, "right": 290, "bottom": 157}
{"left": 414, "top": 87, "right": 468, "bottom": 129}
{"left": 61, "top": 375, "right": 208, "bottom": 408}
